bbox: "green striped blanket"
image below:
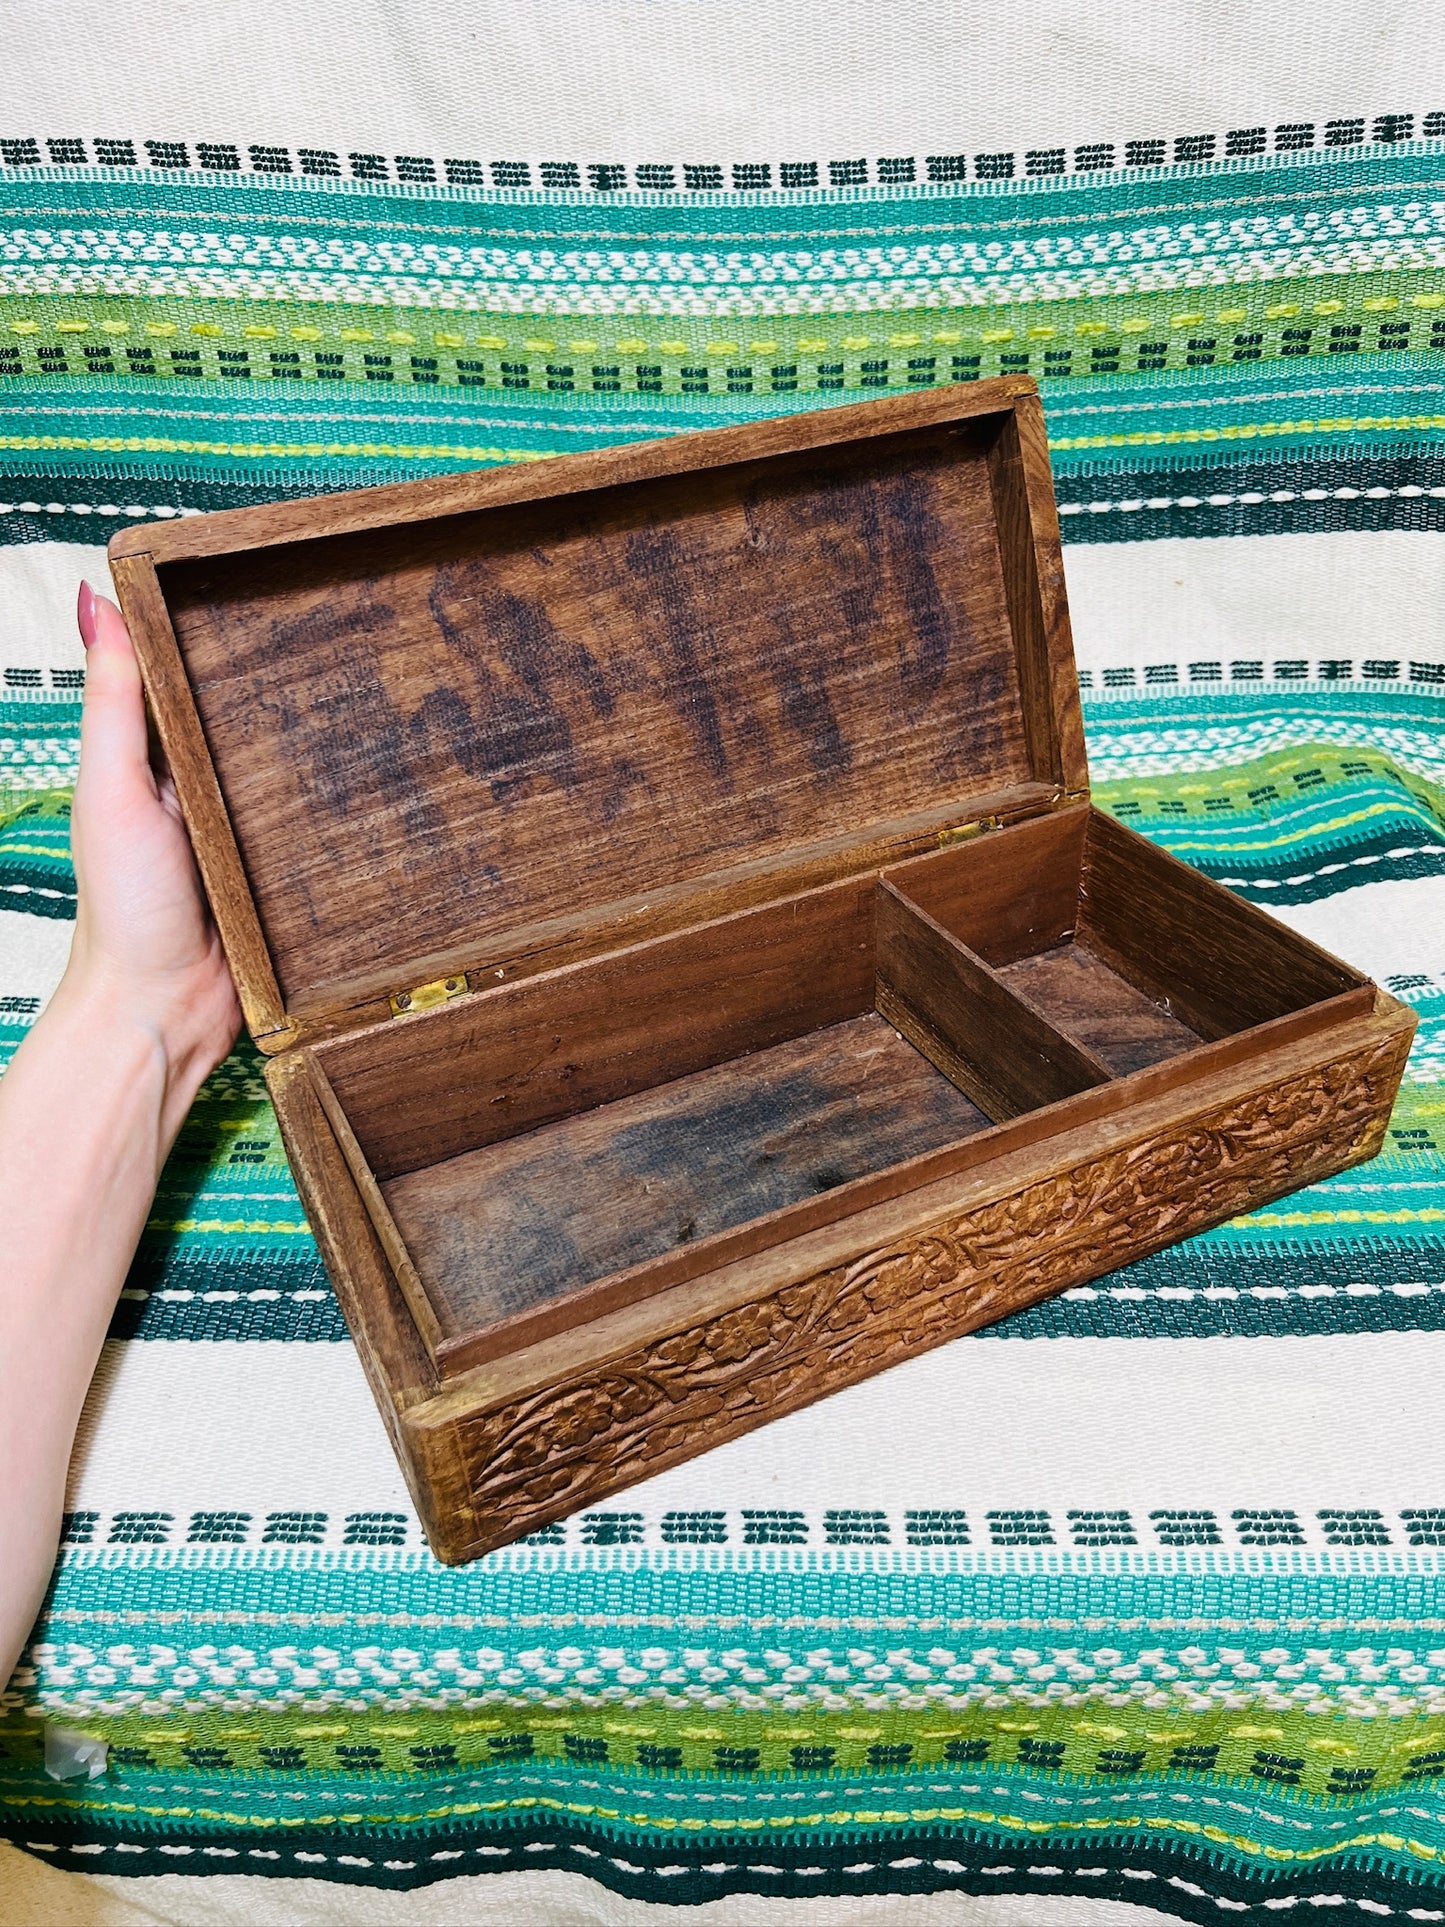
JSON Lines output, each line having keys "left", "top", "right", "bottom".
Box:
{"left": 1, "top": 6, "right": 1443, "bottom": 1919}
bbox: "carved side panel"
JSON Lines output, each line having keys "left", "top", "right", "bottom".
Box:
{"left": 449, "top": 1031, "right": 1409, "bottom": 1553}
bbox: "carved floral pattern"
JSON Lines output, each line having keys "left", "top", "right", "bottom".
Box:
{"left": 453, "top": 1032, "right": 1409, "bottom": 1549}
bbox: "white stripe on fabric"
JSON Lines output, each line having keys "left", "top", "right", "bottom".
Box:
{"left": 1264, "top": 874, "right": 1445, "bottom": 984}
{"left": 0, "top": 541, "right": 107, "bottom": 677}
{"left": 63, "top": 1330, "right": 1445, "bottom": 1534}
{"left": 1064, "top": 529, "right": 1445, "bottom": 675}
{"left": 0, "top": 911, "right": 71, "bottom": 1009}
{"left": 66, "top": 1340, "right": 413, "bottom": 1521}
{"left": 7, "top": 0, "right": 1444, "bottom": 173}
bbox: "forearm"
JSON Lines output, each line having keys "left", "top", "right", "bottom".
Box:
{"left": 0, "top": 586, "right": 241, "bottom": 1694}
{"left": 0, "top": 976, "right": 192, "bottom": 1688}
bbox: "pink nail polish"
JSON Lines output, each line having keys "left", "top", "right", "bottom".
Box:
{"left": 76, "top": 581, "right": 97, "bottom": 649}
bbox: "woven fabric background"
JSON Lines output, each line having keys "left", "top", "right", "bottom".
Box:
{"left": 1, "top": 4, "right": 1443, "bottom": 1920}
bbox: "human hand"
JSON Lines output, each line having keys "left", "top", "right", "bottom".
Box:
{"left": 60, "top": 584, "right": 241, "bottom": 1139}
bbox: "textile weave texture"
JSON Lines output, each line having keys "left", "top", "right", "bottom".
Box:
{"left": 1, "top": 5, "right": 1444, "bottom": 1920}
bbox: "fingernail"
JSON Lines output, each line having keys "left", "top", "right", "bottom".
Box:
{"left": 76, "top": 581, "right": 98, "bottom": 650}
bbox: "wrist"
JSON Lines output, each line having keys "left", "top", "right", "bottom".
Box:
{"left": 42, "top": 961, "right": 218, "bottom": 1156}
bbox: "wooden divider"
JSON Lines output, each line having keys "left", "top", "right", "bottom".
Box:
{"left": 874, "top": 880, "right": 1113, "bottom": 1120}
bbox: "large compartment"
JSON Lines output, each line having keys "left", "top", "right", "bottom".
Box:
{"left": 309, "top": 802, "right": 1370, "bottom": 1377}
{"left": 382, "top": 1015, "right": 991, "bottom": 1333}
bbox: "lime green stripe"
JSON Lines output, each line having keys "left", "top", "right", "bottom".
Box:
{"left": 0, "top": 269, "right": 1438, "bottom": 364}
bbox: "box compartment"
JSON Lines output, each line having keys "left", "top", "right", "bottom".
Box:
{"left": 381, "top": 1015, "right": 991, "bottom": 1344}
{"left": 882, "top": 805, "right": 1373, "bottom": 1094}
{"left": 309, "top": 800, "right": 1373, "bottom": 1379}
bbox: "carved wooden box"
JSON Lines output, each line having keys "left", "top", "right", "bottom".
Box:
{"left": 109, "top": 380, "right": 1415, "bottom": 1564}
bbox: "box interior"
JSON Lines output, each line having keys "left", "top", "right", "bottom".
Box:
{"left": 311, "top": 804, "right": 1366, "bottom": 1375}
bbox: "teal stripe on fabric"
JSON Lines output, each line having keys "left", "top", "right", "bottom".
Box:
{"left": 1095, "top": 755, "right": 1445, "bottom": 905}
{"left": 4, "top": 365, "right": 1445, "bottom": 493}
{"left": 3, "top": 1756, "right": 1444, "bottom": 1877}
{"left": 1081, "top": 688, "right": 1445, "bottom": 781}
{"left": 38, "top": 1541, "right": 1445, "bottom": 1614}
{"left": 0, "top": 375, "right": 680, "bottom": 471}
{"left": 1055, "top": 449, "right": 1445, "bottom": 540}
{"left": 1045, "top": 361, "right": 1445, "bottom": 471}
{"left": 7, "top": 138, "right": 1445, "bottom": 240}
{"left": 102, "top": 1240, "right": 1445, "bottom": 1342}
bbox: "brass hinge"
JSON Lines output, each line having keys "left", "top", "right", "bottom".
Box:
{"left": 389, "top": 973, "right": 469, "bottom": 1018}
{"left": 937, "top": 815, "right": 999, "bottom": 847}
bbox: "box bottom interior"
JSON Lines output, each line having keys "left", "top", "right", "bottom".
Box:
{"left": 382, "top": 1012, "right": 991, "bottom": 1325}
{"left": 997, "top": 941, "right": 1201, "bottom": 1075}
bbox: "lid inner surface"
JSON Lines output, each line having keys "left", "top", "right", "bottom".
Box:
{"left": 161, "top": 422, "right": 1032, "bottom": 1013}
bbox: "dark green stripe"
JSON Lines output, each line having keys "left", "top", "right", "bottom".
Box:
{"left": 0, "top": 866, "right": 74, "bottom": 915}
{"left": 108, "top": 1236, "right": 1445, "bottom": 1344}
{"left": 3, "top": 1797, "right": 1439, "bottom": 1913}
{"left": 1181, "top": 823, "right": 1445, "bottom": 906}
{"left": 1059, "top": 446, "right": 1445, "bottom": 540}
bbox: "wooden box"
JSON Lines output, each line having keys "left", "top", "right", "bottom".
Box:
{"left": 110, "top": 380, "right": 1416, "bottom": 1565}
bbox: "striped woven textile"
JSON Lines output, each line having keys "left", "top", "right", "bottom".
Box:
{"left": 1, "top": 6, "right": 1444, "bottom": 1921}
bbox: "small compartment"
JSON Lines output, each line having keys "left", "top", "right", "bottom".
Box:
{"left": 994, "top": 945, "right": 1200, "bottom": 1076}
{"left": 882, "top": 805, "right": 1371, "bottom": 1108}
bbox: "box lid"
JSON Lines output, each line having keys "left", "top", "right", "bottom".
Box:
{"left": 110, "top": 379, "right": 1087, "bottom": 1051}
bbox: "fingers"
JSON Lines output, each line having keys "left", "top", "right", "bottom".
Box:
{"left": 76, "top": 584, "right": 153, "bottom": 793}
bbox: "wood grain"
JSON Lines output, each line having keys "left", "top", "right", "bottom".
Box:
{"left": 386, "top": 1013, "right": 990, "bottom": 1366}
{"left": 109, "top": 552, "right": 292, "bottom": 1045}
{"left": 264, "top": 1053, "right": 467, "bottom": 1551}
{"left": 416, "top": 990, "right": 1412, "bottom": 1420}
{"left": 1080, "top": 807, "right": 1364, "bottom": 1040}
{"left": 346, "top": 997, "right": 1386, "bottom": 1387}
{"left": 307, "top": 1059, "right": 447, "bottom": 1356}
{"left": 400, "top": 1001, "right": 1415, "bottom": 1559}
{"left": 882, "top": 804, "right": 1087, "bottom": 965}
{"left": 110, "top": 382, "right": 1416, "bottom": 1569}
{"left": 984, "top": 395, "right": 1089, "bottom": 799}
{"left": 155, "top": 423, "right": 1029, "bottom": 1016}
{"left": 228, "top": 780, "right": 1061, "bottom": 1045}
{"left": 996, "top": 941, "right": 1202, "bottom": 1075}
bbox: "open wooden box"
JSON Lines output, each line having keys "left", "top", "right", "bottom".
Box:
{"left": 111, "top": 380, "right": 1415, "bottom": 1564}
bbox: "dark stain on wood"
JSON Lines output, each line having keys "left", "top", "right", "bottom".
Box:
{"left": 158, "top": 424, "right": 1029, "bottom": 1009}
{"left": 424, "top": 560, "right": 641, "bottom": 814}
{"left": 257, "top": 595, "right": 431, "bottom": 827}
{"left": 383, "top": 1012, "right": 990, "bottom": 1333}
